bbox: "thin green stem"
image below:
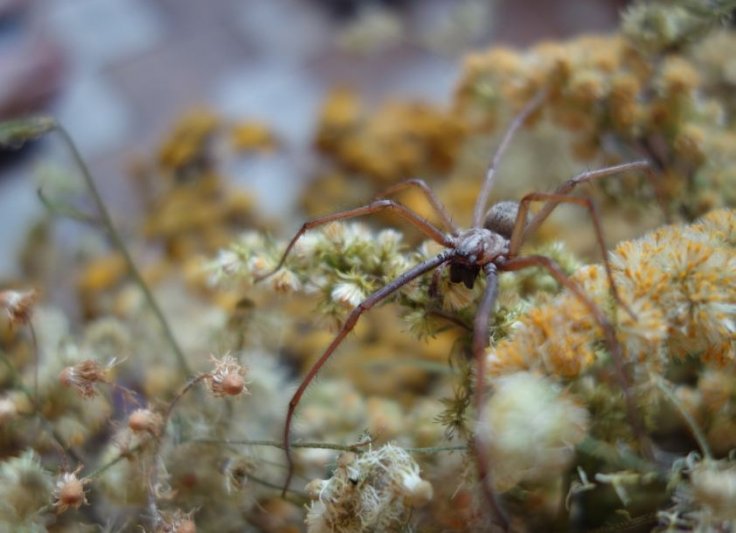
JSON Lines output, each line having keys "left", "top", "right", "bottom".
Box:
{"left": 83, "top": 440, "right": 149, "bottom": 480}
{"left": 147, "top": 374, "right": 207, "bottom": 528}
{"left": 247, "top": 472, "right": 304, "bottom": 497}
{"left": 403, "top": 444, "right": 467, "bottom": 454}
{"left": 192, "top": 438, "right": 370, "bottom": 452}
{"left": 52, "top": 122, "right": 192, "bottom": 377}
{"left": 192, "top": 438, "right": 466, "bottom": 456}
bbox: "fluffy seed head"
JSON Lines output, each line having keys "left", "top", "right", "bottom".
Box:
{"left": 478, "top": 371, "right": 589, "bottom": 491}
{"left": 0, "top": 289, "right": 38, "bottom": 327}
{"left": 59, "top": 359, "right": 112, "bottom": 398}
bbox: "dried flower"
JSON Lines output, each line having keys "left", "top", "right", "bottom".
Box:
{"left": 59, "top": 359, "right": 114, "bottom": 398}
{"left": 156, "top": 509, "right": 196, "bottom": 533}
{"left": 205, "top": 354, "right": 248, "bottom": 397}
{"left": 128, "top": 408, "right": 164, "bottom": 435}
{"left": 0, "top": 289, "right": 38, "bottom": 327}
{"left": 690, "top": 463, "right": 736, "bottom": 521}
{"left": 53, "top": 466, "right": 89, "bottom": 513}
{"left": 488, "top": 209, "right": 736, "bottom": 378}
{"left": 305, "top": 444, "right": 432, "bottom": 533}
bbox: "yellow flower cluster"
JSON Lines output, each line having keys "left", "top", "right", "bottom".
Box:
{"left": 76, "top": 110, "right": 273, "bottom": 316}
{"left": 454, "top": 29, "right": 736, "bottom": 218}
{"left": 157, "top": 108, "right": 277, "bottom": 177}
{"left": 315, "top": 89, "right": 465, "bottom": 184}
{"left": 302, "top": 89, "right": 467, "bottom": 217}
{"left": 487, "top": 208, "right": 736, "bottom": 378}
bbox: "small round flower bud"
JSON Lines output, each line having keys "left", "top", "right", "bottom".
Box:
{"left": 205, "top": 354, "right": 248, "bottom": 397}
{"left": 53, "top": 468, "right": 89, "bottom": 513}
{"left": 128, "top": 408, "right": 163, "bottom": 435}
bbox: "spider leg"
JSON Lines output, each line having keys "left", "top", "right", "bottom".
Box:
{"left": 509, "top": 191, "right": 636, "bottom": 320}
{"left": 256, "top": 199, "right": 453, "bottom": 282}
{"left": 376, "top": 178, "right": 458, "bottom": 234}
{"left": 280, "top": 250, "right": 456, "bottom": 495}
{"left": 472, "top": 88, "right": 548, "bottom": 228}
{"left": 428, "top": 262, "right": 447, "bottom": 300}
{"left": 500, "top": 255, "right": 650, "bottom": 456}
{"left": 518, "top": 160, "right": 653, "bottom": 244}
{"left": 471, "top": 264, "right": 509, "bottom": 530}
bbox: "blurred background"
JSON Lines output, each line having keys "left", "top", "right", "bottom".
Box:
{"left": 0, "top": 0, "right": 628, "bottom": 278}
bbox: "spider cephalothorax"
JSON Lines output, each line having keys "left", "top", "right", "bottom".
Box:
{"left": 258, "top": 89, "right": 654, "bottom": 530}
{"left": 447, "top": 226, "right": 509, "bottom": 288}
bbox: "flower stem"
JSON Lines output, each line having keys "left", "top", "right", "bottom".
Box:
{"left": 52, "top": 122, "right": 193, "bottom": 378}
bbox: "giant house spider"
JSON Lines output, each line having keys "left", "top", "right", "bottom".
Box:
{"left": 258, "top": 89, "right": 653, "bottom": 529}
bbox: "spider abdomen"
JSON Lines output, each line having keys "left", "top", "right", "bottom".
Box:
{"left": 484, "top": 200, "right": 525, "bottom": 239}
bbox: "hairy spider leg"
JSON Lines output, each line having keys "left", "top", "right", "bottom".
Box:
{"left": 499, "top": 255, "right": 650, "bottom": 457}
{"left": 377, "top": 178, "right": 459, "bottom": 234}
{"left": 469, "top": 264, "right": 510, "bottom": 530}
{"left": 428, "top": 262, "right": 448, "bottom": 300}
{"left": 255, "top": 199, "right": 452, "bottom": 282}
{"left": 280, "top": 251, "right": 455, "bottom": 495}
{"left": 472, "top": 88, "right": 549, "bottom": 229}
{"left": 510, "top": 191, "right": 636, "bottom": 320}
{"left": 519, "top": 160, "right": 652, "bottom": 245}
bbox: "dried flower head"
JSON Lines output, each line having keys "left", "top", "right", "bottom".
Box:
{"left": 0, "top": 395, "right": 18, "bottom": 424}
{"left": 156, "top": 509, "right": 196, "bottom": 533}
{"left": 690, "top": 462, "right": 736, "bottom": 522}
{"left": 305, "top": 444, "right": 432, "bottom": 533}
{"left": 53, "top": 466, "right": 89, "bottom": 513}
{"left": 223, "top": 456, "right": 253, "bottom": 493}
{"left": 205, "top": 353, "right": 248, "bottom": 397}
{"left": 59, "top": 359, "right": 114, "bottom": 398}
{"left": 0, "top": 289, "right": 38, "bottom": 327}
{"left": 128, "top": 408, "right": 164, "bottom": 435}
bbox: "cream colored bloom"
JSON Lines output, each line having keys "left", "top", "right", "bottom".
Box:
{"left": 331, "top": 281, "right": 366, "bottom": 307}
{"left": 478, "top": 372, "right": 589, "bottom": 491}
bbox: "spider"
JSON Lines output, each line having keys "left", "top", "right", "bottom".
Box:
{"left": 258, "top": 89, "right": 652, "bottom": 529}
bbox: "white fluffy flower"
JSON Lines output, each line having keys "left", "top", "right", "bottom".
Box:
{"left": 331, "top": 282, "right": 366, "bottom": 307}
{"left": 305, "top": 444, "right": 432, "bottom": 533}
{"left": 477, "top": 372, "right": 589, "bottom": 491}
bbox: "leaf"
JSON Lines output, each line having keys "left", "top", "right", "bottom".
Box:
{"left": 0, "top": 116, "right": 56, "bottom": 148}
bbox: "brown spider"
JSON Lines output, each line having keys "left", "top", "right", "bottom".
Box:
{"left": 258, "top": 89, "right": 652, "bottom": 529}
